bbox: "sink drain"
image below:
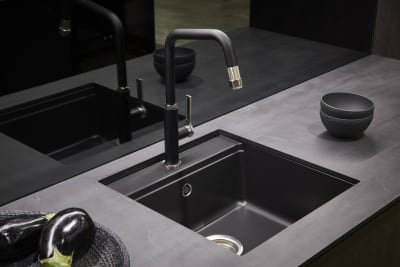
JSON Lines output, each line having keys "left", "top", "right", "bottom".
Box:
{"left": 206, "top": 234, "right": 244, "bottom": 256}
{"left": 182, "top": 183, "right": 192, "bottom": 197}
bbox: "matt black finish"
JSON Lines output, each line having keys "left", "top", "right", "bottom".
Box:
{"left": 163, "top": 29, "right": 240, "bottom": 166}
{"left": 153, "top": 47, "right": 196, "bottom": 82}
{"left": 321, "top": 92, "right": 374, "bottom": 119}
{"left": 106, "top": 131, "right": 357, "bottom": 255}
{"left": 320, "top": 110, "right": 373, "bottom": 139}
{"left": 0, "top": 84, "right": 164, "bottom": 163}
{"left": 0, "top": 214, "right": 50, "bottom": 262}
{"left": 38, "top": 208, "right": 95, "bottom": 262}
{"left": 250, "top": 0, "right": 378, "bottom": 52}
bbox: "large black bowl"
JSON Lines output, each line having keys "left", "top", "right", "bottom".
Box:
{"left": 153, "top": 47, "right": 195, "bottom": 65}
{"left": 321, "top": 92, "right": 374, "bottom": 119}
{"left": 320, "top": 110, "right": 373, "bottom": 139}
{"left": 154, "top": 60, "right": 195, "bottom": 82}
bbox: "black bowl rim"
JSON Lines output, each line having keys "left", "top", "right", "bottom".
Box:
{"left": 320, "top": 110, "right": 373, "bottom": 138}
{"left": 154, "top": 59, "right": 195, "bottom": 68}
{"left": 153, "top": 47, "right": 196, "bottom": 61}
{"left": 153, "top": 57, "right": 195, "bottom": 66}
{"left": 320, "top": 109, "right": 374, "bottom": 122}
{"left": 321, "top": 92, "right": 374, "bottom": 117}
{"left": 153, "top": 59, "right": 195, "bottom": 81}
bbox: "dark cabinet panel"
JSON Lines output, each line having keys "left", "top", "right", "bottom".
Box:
{"left": 373, "top": 0, "right": 400, "bottom": 59}
{"left": 250, "top": 0, "right": 378, "bottom": 52}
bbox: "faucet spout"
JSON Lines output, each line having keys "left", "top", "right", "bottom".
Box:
{"left": 164, "top": 29, "right": 243, "bottom": 169}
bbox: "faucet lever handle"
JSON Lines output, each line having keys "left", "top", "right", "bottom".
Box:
{"left": 179, "top": 94, "right": 194, "bottom": 138}
{"left": 185, "top": 95, "right": 192, "bottom": 126}
{"left": 136, "top": 78, "right": 144, "bottom": 103}
{"left": 179, "top": 95, "right": 194, "bottom": 139}
{"left": 130, "top": 78, "right": 147, "bottom": 118}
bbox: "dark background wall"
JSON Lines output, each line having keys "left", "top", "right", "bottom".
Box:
{"left": 0, "top": 0, "right": 72, "bottom": 95}
{"left": 373, "top": 0, "right": 400, "bottom": 60}
{"left": 0, "top": 0, "right": 154, "bottom": 96}
{"left": 250, "top": 0, "right": 378, "bottom": 53}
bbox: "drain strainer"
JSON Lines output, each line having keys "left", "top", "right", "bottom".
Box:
{"left": 206, "top": 234, "right": 244, "bottom": 256}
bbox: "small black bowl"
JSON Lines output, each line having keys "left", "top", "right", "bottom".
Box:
{"left": 320, "top": 110, "right": 373, "bottom": 139}
{"left": 321, "top": 92, "right": 374, "bottom": 119}
{"left": 153, "top": 47, "right": 195, "bottom": 65}
{"left": 154, "top": 60, "right": 195, "bottom": 82}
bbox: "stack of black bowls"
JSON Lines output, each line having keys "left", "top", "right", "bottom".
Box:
{"left": 153, "top": 47, "right": 196, "bottom": 82}
{"left": 320, "top": 92, "right": 374, "bottom": 138}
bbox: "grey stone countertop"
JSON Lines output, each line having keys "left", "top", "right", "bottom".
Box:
{"left": 2, "top": 54, "right": 400, "bottom": 266}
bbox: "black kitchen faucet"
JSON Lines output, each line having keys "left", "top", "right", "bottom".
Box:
{"left": 163, "top": 29, "right": 243, "bottom": 169}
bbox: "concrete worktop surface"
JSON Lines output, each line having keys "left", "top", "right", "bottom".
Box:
{"left": 2, "top": 54, "right": 400, "bottom": 266}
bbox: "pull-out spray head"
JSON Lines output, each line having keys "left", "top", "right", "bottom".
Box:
{"left": 59, "top": 19, "right": 72, "bottom": 37}
{"left": 59, "top": 0, "right": 73, "bottom": 37}
{"left": 227, "top": 66, "right": 242, "bottom": 90}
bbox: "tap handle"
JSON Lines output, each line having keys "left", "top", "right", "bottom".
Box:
{"left": 136, "top": 78, "right": 143, "bottom": 103}
{"left": 185, "top": 95, "right": 192, "bottom": 126}
{"left": 178, "top": 95, "right": 194, "bottom": 138}
{"left": 130, "top": 78, "right": 147, "bottom": 117}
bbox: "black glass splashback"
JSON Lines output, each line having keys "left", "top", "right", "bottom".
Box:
{"left": 0, "top": 0, "right": 155, "bottom": 96}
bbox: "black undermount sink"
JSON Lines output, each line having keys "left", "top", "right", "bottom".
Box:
{"left": 0, "top": 84, "right": 164, "bottom": 163}
{"left": 103, "top": 131, "right": 358, "bottom": 255}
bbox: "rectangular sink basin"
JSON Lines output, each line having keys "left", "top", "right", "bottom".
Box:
{"left": 0, "top": 83, "right": 164, "bottom": 163}
{"left": 103, "top": 131, "right": 358, "bottom": 255}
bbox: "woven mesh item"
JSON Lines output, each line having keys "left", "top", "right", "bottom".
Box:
{"left": 0, "top": 210, "right": 130, "bottom": 267}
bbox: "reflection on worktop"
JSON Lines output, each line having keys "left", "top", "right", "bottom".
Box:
{"left": 0, "top": 0, "right": 154, "bottom": 95}
{"left": 0, "top": 84, "right": 165, "bottom": 164}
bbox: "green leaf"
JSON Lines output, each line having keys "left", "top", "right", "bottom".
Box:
{"left": 43, "top": 213, "right": 56, "bottom": 221}
{"left": 39, "top": 247, "right": 73, "bottom": 267}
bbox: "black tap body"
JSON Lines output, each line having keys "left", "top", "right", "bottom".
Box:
{"left": 163, "top": 29, "right": 243, "bottom": 168}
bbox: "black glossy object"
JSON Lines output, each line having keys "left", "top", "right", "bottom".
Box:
{"left": 321, "top": 92, "right": 374, "bottom": 119}
{"left": 0, "top": 84, "right": 164, "bottom": 163}
{"left": 320, "top": 110, "right": 373, "bottom": 139}
{"left": 105, "top": 132, "right": 357, "bottom": 255}
{"left": 38, "top": 208, "right": 95, "bottom": 263}
{"left": 0, "top": 214, "right": 50, "bottom": 262}
{"left": 154, "top": 60, "right": 196, "bottom": 82}
{"left": 153, "top": 47, "right": 196, "bottom": 65}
